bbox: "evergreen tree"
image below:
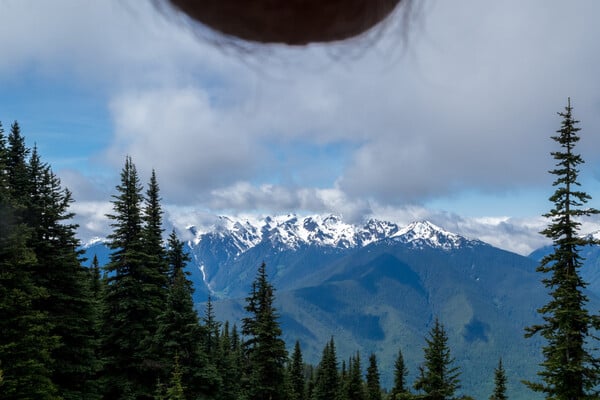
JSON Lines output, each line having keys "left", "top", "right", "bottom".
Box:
{"left": 414, "top": 318, "right": 460, "bottom": 400}
{"left": 6, "top": 122, "right": 29, "bottom": 201}
{"left": 139, "top": 170, "right": 170, "bottom": 384}
{"left": 344, "top": 352, "right": 366, "bottom": 400}
{"left": 489, "top": 358, "right": 507, "bottom": 400}
{"left": 340, "top": 359, "right": 348, "bottom": 391}
{"left": 1, "top": 122, "right": 100, "bottom": 398}
{"left": 89, "top": 254, "right": 103, "bottom": 299}
{"left": 141, "top": 169, "right": 169, "bottom": 295}
{"left": 165, "top": 355, "right": 186, "bottom": 400}
{"left": 154, "top": 251, "right": 217, "bottom": 399}
{"left": 242, "top": 262, "right": 288, "bottom": 400}
{"left": 0, "top": 121, "right": 6, "bottom": 188}
{"left": 390, "top": 348, "right": 410, "bottom": 400}
{"left": 0, "top": 218, "right": 59, "bottom": 399}
{"left": 102, "top": 156, "right": 155, "bottom": 398}
{"left": 306, "top": 366, "right": 316, "bottom": 400}
{"left": 203, "top": 295, "right": 221, "bottom": 359}
{"left": 366, "top": 353, "right": 382, "bottom": 400}
{"left": 88, "top": 253, "right": 105, "bottom": 396}
{"left": 166, "top": 229, "right": 189, "bottom": 285}
{"left": 0, "top": 123, "right": 58, "bottom": 398}
{"left": 524, "top": 99, "right": 600, "bottom": 399}
{"left": 216, "top": 322, "right": 242, "bottom": 400}
{"left": 312, "top": 337, "right": 340, "bottom": 400}
{"left": 289, "top": 340, "right": 306, "bottom": 400}
{"left": 26, "top": 146, "right": 101, "bottom": 399}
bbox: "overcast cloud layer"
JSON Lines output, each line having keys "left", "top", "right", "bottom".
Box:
{"left": 2, "top": 0, "right": 600, "bottom": 254}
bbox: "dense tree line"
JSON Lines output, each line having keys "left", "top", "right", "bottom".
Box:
{"left": 4, "top": 102, "right": 598, "bottom": 400}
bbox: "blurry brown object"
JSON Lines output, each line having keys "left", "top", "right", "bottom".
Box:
{"left": 167, "top": 0, "right": 402, "bottom": 45}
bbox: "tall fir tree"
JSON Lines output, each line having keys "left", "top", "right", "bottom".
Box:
{"left": 165, "top": 355, "right": 186, "bottom": 400}
{"left": 489, "top": 358, "right": 507, "bottom": 400}
{"left": 0, "top": 215, "right": 59, "bottom": 399}
{"left": 154, "top": 231, "right": 218, "bottom": 399}
{"left": 306, "top": 366, "right": 316, "bottom": 400}
{"left": 139, "top": 169, "right": 170, "bottom": 383}
{"left": 26, "top": 146, "right": 101, "bottom": 399}
{"left": 414, "top": 318, "right": 460, "bottom": 400}
{"left": 166, "top": 229, "right": 189, "bottom": 285}
{"left": 242, "top": 262, "right": 288, "bottom": 400}
{"left": 0, "top": 121, "right": 6, "bottom": 187}
{"left": 312, "top": 337, "right": 340, "bottom": 400}
{"left": 242, "top": 262, "right": 287, "bottom": 400}
{"left": 288, "top": 340, "right": 306, "bottom": 400}
{"left": 390, "top": 348, "right": 410, "bottom": 400}
{"left": 102, "top": 156, "right": 155, "bottom": 399}
{"left": 141, "top": 169, "right": 169, "bottom": 295}
{"left": 6, "top": 122, "right": 29, "bottom": 202}
{"left": 344, "top": 352, "right": 366, "bottom": 400}
{"left": 0, "top": 122, "right": 56, "bottom": 399}
{"left": 1, "top": 122, "right": 101, "bottom": 399}
{"left": 203, "top": 295, "right": 222, "bottom": 360}
{"left": 89, "top": 254, "right": 104, "bottom": 300}
{"left": 524, "top": 99, "right": 600, "bottom": 399}
{"left": 366, "top": 353, "right": 382, "bottom": 400}
{"left": 88, "top": 253, "right": 106, "bottom": 395}
{"left": 216, "top": 322, "right": 243, "bottom": 400}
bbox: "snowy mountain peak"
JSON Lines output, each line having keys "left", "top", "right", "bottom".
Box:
{"left": 187, "top": 215, "right": 475, "bottom": 255}
{"left": 392, "top": 220, "right": 470, "bottom": 250}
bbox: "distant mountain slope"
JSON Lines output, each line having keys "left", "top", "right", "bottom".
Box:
{"left": 80, "top": 215, "right": 600, "bottom": 399}
{"left": 211, "top": 235, "right": 555, "bottom": 400}
{"left": 529, "top": 237, "right": 600, "bottom": 295}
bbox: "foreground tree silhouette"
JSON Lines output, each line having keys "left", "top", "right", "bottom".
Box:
{"left": 288, "top": 340, "right": 306, "bottom": 400}
{"left": 0, "top": 122, "right": 58, "bottom": 399}
{"left": 390, "top": 348, "right": 411, "bottom": 400}
{"left": 525, "top": 99, "right": 600, "bottom": 399}
{"left": 414, "top": 318, "right": 460, "bottom": 400}
{"left": 489, "top": 358, "right": 507, "bottom": 400}
{"left": 154, "top": 231, "right": 216, "bottom": 399}
{"left": 102, "top": 157, "right": 169, "bottom": 398}
{"left": 242, "top": 262, "right": 288, "bottom": 400}
{"left": 366, "top": 353, "right": 382, "bottom": 400}
{"left": 1, "top": 122, "right": 100, "bottom": 398}
{"left": 312, "top": 337, "right": 340, "bottom": 400}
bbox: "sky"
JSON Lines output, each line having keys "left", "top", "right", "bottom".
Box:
{"left": 2, "top": 0, "right": 600, "bottom": 255}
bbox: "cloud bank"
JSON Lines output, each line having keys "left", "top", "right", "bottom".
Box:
{"left": 3, "top": 0, "right": 600, "bottom": 254}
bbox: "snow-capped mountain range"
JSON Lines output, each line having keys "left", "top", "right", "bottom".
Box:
{"left": 184, "top": 214, "right": 480, "bottom": 255}
{"left": 78, "top": 214, "right": 600, "bottom": 399}
{"left": 82, "top": 214, "right": 484, "bottom": 302}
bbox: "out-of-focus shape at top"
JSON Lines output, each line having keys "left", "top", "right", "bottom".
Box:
{"left": 165, "top": 0, "right": 403, "bottom": 45}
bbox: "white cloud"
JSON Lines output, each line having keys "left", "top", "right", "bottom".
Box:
{"left": 105, "top": 87, "right": 265, "bottom": 202}
{"left": 71, "top": 201, "right": 113, "bottom": 243}
{"left": 207, "top": 182, "right": 370, "bottom": 221}
{"left": 4, "top": 0, "right": 600, "bottom": 254}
